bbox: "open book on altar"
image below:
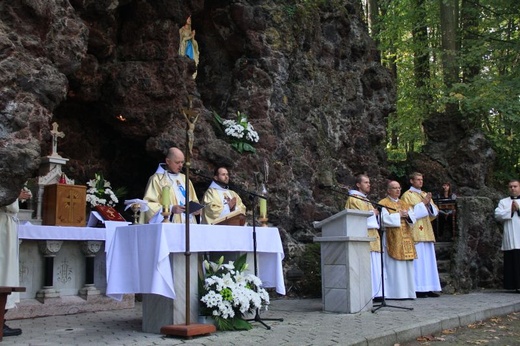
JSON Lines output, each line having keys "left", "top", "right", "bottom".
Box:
{"left": 148, "top": 201, "right": 206, "bottom": 224}
{"left": 211, "top": 209, "right": 246, "bottom": 226}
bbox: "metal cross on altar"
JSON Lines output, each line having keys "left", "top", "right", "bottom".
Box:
{"left": 50, "top": 122, "right": 65, "bottom": 157}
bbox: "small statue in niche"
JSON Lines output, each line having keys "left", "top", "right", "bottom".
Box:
{"left": 178, "top": 15, "right": 200, "bottom": 78}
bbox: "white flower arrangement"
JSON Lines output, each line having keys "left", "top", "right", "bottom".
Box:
{"left": 86, "top": 173, "right": 119, "bottom": 208}
{"left": 200, "top": 254, "right": 270, "bottom": 330}
{"left": 214, "top": 111, "right": 260, "bottom": 153}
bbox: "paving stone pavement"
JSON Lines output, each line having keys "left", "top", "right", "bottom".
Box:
{"left": 3, "top": 289, "right": 520, "bottom": 346}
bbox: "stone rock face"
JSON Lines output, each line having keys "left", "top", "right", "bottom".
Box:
{"left": 0, "top": 0, "right": 88, "bottom": 203}
{"left": 1, "top": 1, "right": 394, "bottom": 233}
{"left": 414, "top": 113, "right": 496, "bottom": 193}
{"left": 448, "top": 197, "right": 503, "bottom": 292}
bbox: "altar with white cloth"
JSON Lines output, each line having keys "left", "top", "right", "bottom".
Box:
{"left": 105, "top": 223, "right": 285, "bottom": 333}
{"left": 10, "top": 221, "right": 132, "bottom": 320}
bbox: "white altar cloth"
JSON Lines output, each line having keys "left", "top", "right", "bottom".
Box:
{"left": 106, "top": 223, "right": 286, "bottom": 300}
{"left": 18, "top": 221, "right": 130, "bottom": 251}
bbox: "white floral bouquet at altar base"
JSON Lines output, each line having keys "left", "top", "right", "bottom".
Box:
{"left": 213, "top": 111, "right": 260, "bottom": 153}
{"left": 199, "top": 254, "right": 270, "bottom": 331}
{"left": 86, "top": 173, "right": 119, "bottom": 208}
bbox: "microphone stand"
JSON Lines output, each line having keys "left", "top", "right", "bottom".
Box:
{"left": 320, "top": 185, "right": 412, "bottom": 313}
{"left": 371, "top": 206, "right": 413, "bottom": 313}
{"left": 228, "top": 183, "right": 284, "bottom": 330}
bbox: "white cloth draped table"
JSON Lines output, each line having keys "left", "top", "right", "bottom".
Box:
{"left": 18, "top": 221, "right": 130, "bottom": 252}
{"left": 105, "top": 223, "right": 286, "bottom": 300}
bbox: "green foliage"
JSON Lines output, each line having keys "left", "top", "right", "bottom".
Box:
{"left": 214, "top": 315, "right": 252, "bottom": 331}
{"left": 283, "top": 5, "right": 297, "bottom": 18}
{"left": 297, "top": 243, "right": 322, "bottom": 297}
{"left": 373, "top": 0, "right": 520, "bottom": 183}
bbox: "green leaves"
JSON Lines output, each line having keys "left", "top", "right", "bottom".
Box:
{"left": 214, "top": 315, "right": 253, "bottom": 331}
{"left": 375, "top": 0, "right": 520, "bottom": 182}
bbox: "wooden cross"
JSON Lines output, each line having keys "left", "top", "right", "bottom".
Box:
{"left": 50, "top": 122, "right": 65, "bottom": 157}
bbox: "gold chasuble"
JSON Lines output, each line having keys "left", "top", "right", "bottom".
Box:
{"left": 345, "top": 196, "right": 380, "bottom": 252}
{"left": 401, "top": 190, "right": 437, "bottom": 242}
{"left": 378, "top": 197, "right": 417, "bottom": 261}
{"left": 202, "top": 188, "right": 246, "bottom": 225}
{"left": 141, "top": 172, "right": 199, "bottom": 224}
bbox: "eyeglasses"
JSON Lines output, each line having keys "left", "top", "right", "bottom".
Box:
{"left": 389, "top": 187, "right": 401, "bottom": 189}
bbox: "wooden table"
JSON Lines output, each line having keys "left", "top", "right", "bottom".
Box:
{"left": 0, "top": 286, "right": 26, "bottom": 341}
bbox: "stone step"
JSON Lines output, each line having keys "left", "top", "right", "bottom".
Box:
{"left": 435, "top": 241, "right": 453, "bottom": 261}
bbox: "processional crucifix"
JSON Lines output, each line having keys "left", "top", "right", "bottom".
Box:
{"left": 160, "top": 96, "right": 216, "bottom": 338}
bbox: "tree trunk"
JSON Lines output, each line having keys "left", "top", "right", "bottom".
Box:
{"left": 440, "top": 0, "right": 459, "bottom": 88}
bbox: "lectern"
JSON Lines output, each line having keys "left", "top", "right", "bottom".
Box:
{"left": 212, "top": 210, "right": 246, "bottom": 226}
{"left": 313, "top": 209, "right": 373, "bottom": 313}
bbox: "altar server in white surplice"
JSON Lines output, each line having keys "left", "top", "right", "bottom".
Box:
{"left": 202, "top": 167, "right": 246, "bottom": 225}
{"left": 1, "top": 189, "right": 31, "bottom": 337}
{"left": 401, "top": 172, "right": 441, "bottom": 298}
{"left": 494, "top": 179, "right": 520, "bottom": 292}
{"left": 379, "top": 180, "right": 417, "bottom": 299}
{"left": 141, "top": 147, "right": 200, "bottom": 224}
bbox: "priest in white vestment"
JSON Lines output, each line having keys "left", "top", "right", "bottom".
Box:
{"left": 140, "top": 147, "right": 200, "bottom": 224}
{"left": 401, "top": 172, "right": 441, "bottom": 298}
{"left": 345, "top": 174, "right": 384, "bottom": 300}
{"left": 202, "top": 167, "right": 246, "bottom": 225}
{"left": 494, "top": 179, "right": 520, "bottom": 291}
{"left": 379, "top": 181, "right": 417, "bottom": 299}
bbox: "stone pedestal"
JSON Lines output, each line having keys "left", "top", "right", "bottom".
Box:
{"left": 79, "top": 241, "right": 103, "bottom": 299}
{"left": 313, "top": 209, "right": 373, "bottom": 314}
{"left": 142, "top": 252, "right": 199, "bottom": 333}
{"left": 36, "top": 240, "right": 63, "bottom": 302}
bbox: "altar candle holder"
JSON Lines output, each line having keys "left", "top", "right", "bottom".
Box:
{"left": 131, "top": 203, "right": 141, "bottom": 225}
{"left": 258, "top": 184, "right": 268, "bottom": 227}
{"left": 162, "top": 206, "right": 171, "bottom": 223}
{"left": 258, "top": 217, "right": 269, "bottom": 227}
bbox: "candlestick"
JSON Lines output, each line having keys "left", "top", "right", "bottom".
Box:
{"left": 161, "top": 186, "right": 171, "bottom": 208}
{"left": 259, "top": 184, "right": 267, "bottom": 218}
{"left": 259, "top": 198, "right": 267, "bottom": 218}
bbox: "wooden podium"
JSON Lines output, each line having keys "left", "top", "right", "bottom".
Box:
{"left": 211, "top": 209, "right": 246, "bottom": 226}
{"left": 43, "top": 184, "right": 87, "bottom": 226}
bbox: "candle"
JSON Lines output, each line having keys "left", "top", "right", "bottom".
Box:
{"left": 161, "top": 186, "right": 171, "bottom": 208}
{"left": 259, "top": 197, "right": 267, "bottom": 218}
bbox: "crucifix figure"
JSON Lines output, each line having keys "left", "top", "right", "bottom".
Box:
{"left": 181, "top": 96, "right": 199, "bottom": 155}
{"left": 50, "top": 122, "right": 65, "bottom": 157}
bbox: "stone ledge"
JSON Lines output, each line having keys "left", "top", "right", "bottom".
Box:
{"left": 5, "top": 294, "right": 135, "bottom": 320}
